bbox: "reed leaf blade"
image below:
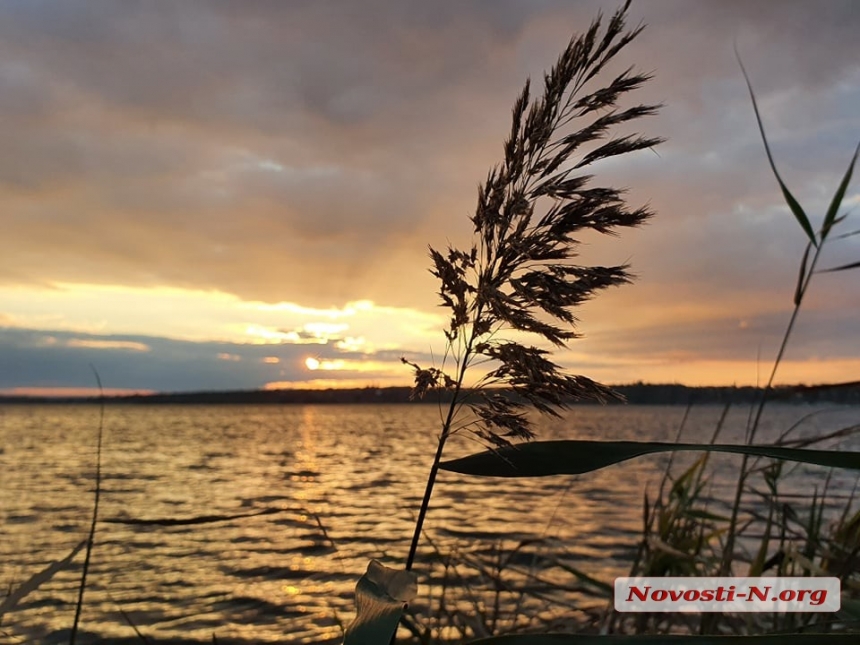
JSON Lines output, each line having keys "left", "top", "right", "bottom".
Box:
{"left": 821, "top": 141, "right": 860, "bottom": 239}
{"left": 440, "top": 440, "right": 860, "bottom": 478}
{"left": 819, "top": 260, "right": 860, "bottom": 273}
{"left": 833, "top": 228, "right": 860, "bottom": 240}
{"left": 737, "top": 54, "right": 817, "bottom": 247}
{"left": 794, "top": 241, "right": 811, "bottom": 305}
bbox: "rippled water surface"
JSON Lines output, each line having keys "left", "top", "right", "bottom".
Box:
{"left": 1, "top": 403, "right": 858, "bottom": 643}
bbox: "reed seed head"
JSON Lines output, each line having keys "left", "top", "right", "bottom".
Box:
{"left": 408, "top": 0, "right": 662, "bottom": 447}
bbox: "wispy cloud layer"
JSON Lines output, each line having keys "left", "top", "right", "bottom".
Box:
{"left": 1, "top": 1, "right": 858, "bottom": 391}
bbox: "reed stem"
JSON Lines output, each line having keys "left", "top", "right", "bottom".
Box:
{"left": 405, "top": 342, "right": 473, "bottom": 572}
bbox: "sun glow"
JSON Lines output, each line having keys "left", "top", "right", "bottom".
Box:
{"left": 303, "top": 357, "right": 347, "bottom": 371}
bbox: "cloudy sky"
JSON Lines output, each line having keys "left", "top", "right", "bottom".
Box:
{"left": 1, "top": 0, "right": 859, "bottom": 396}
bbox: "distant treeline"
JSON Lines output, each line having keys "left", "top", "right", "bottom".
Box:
{"left": 2, "top": 381, "right": 860, "bottom": 405}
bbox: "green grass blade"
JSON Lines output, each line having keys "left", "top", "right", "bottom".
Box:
{"left": 737, "top": 53, "right": 817, "bottom": 247}
{"left": 833, "top": 227, "right": 860, "bottom": 240}
{"left": 439, "top": 440, "right": 860, "bottom": 478}
{"left": 820, "top": 260, "right": 860, "bottom": 273}
{"left": 683, "top": 508, "right": 729, "bottom": 522}
{"left": 468, "top": 635, "right": 860, "bottom": 644}
{"left": 794, "top": 241, "right": 811, "bottom": 305}
{"left": 550, "top": 560, "right": 614, "bottom": 596}
{"left": 343, "top": 560, "right": 417, "bottom": 645}
{"left": 821, "top": 141, "right": 860, "bottom": 239}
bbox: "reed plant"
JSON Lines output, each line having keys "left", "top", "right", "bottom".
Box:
{"left": 397, "top": 0, "right": 661, "bottom": 576}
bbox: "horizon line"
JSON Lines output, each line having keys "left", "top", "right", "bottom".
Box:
{"left": 1, "top": 380, "right": 858, "bottom": 402}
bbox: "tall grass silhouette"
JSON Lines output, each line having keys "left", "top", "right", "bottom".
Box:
{"left": 400, "top": 0, "right": 662, "bottom": 575}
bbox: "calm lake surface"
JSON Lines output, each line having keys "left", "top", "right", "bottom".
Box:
{"left": 1, "top": 403, "right": 858, "bottom": 643}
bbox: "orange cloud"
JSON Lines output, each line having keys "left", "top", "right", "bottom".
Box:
{"left": 66, "top": 339, "right": 150, "bottom": 351}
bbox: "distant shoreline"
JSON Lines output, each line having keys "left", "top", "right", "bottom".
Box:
{"left": 2, "top": 382, "right": 859, "bottom": 406}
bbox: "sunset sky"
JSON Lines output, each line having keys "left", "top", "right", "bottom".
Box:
{"left": 1, "top": 0, "right": 859, "bottom": 396}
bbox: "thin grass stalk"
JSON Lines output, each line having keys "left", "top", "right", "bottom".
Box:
{"left": 405, "top": 343, "right": 473, "bottom": 572}
{"left": 703, "top": 242, "right": 831, "bottom": 635}
{"left": 656, "top": 401, "right": 694, "bottom": 502}
{"left": 719, "top": 240, "right": 824, "bottom": 578}
{"left": 748, "top": 240, "right": 825, "bottom": 446}
{"left": 111, "top": 595, "right": 152, "bottom": 645}
{"left": 70, "top": 366, "right": 105, "bottom": 645}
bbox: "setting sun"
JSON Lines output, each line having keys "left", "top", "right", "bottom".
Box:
{"left": 304, "top": 357, "right": 320, "bottom": 370}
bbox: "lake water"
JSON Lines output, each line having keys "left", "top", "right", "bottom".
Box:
{"left": 1, "top": 403, "right": 858, "bottom": 643}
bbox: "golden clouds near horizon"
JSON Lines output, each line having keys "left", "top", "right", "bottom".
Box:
{"left": 264, "top": 376, "right": 411, "bottom": 391}
{"left": 303, "top": 357, "right": 388, "bottom": 372}
{"left": 65, "top": 339, "right": 150, "bottom": 351}
{"left": 0, "top": 282, "right": 444, "bottom": 347}
{"left": 1, "top": 282, "right": 858, "bottom": 390}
